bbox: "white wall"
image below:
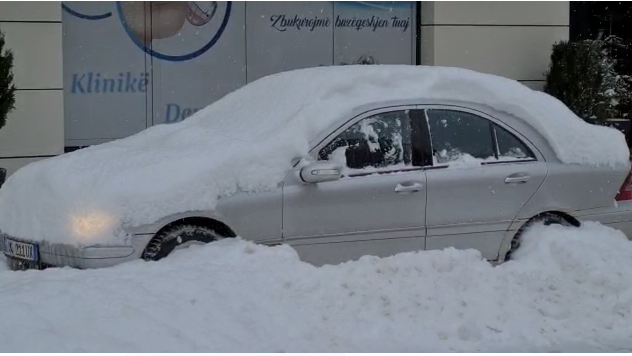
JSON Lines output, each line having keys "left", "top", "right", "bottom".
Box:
{"left": 420, "top": 1, "right": 570, "bottom": 90}
{"left": 0, "top": 1, "right": 64, "bottom": 178}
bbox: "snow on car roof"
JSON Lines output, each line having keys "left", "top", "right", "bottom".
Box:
{"left": 0, "top": 65, "right": 629, "bottom": 245}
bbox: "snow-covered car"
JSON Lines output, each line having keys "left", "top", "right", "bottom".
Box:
{"left": 1, "top": 65, "right": 631, "bottom": 271}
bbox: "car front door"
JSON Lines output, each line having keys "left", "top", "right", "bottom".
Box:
{"left": 422, "top": 106, "right": 548, "bottom": 260}
{"left": 282, "top": 106, "right": 429, "bottom": 266}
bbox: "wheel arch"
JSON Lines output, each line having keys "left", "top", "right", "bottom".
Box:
{"left": 526, "top": 210, "right": 581, "bottom": 227}
{"left": 498, "top": 210, "right": 581, "bottom": 263}
{"left": 154, "top": 216, "right": 237, "bottom": 239}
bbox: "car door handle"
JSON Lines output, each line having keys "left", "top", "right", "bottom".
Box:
{"left": 394, "top": 182, "right": 424, "bottom": 193}
{"left": 504, "top": 173, "right": 531, "bottom": 184}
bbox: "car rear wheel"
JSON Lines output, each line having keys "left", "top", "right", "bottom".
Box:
{"left": 504, "top": 213, "right": 575, "bottom": 262}
{"left": 141, "top": 224, "right": 226, "bottom": 262}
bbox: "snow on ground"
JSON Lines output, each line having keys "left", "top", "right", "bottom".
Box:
{"left": 1, "top": 222, "right": 632, "bottom": 352}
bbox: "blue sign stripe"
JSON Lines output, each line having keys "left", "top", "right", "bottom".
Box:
{"left": 116, "top": 1, "right": 232, "bottom": 62}
{"left": 61, "top": 2, "right": 112, "bottom": 21}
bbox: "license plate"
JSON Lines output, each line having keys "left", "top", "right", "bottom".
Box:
{"left": 4, "top": 237, "right": 39, "bottom": 262}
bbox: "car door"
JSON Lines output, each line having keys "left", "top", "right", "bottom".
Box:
{"left": 282, "top": 106, "right": 429, "bottom": 266}
{"left": 422, "top": 106, "right": 548, "bottom": 260}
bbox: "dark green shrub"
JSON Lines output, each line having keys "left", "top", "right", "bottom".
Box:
{"left": 544, "top": 37, "right": 631, "bottom": 121}
{"left": 0, "top": 28, "right": 16, "bottom": 130}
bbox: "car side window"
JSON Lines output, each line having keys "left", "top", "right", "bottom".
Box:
{"left": 426, "top": 109, "right": 495, "bottom": 164}
{"left": 318, "top": 110, "right": 413, "bottom": 171}
{"left": 494, "top": 123, "right": 536, "bottom": 160}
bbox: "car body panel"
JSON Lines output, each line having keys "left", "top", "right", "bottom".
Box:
{"left": 128, "top": 185, "right": 284, "bottom": 244}
{"left": 282, "top": 105, "right": 428, "bottom": 265}
{"left": 424, "top": 160, "right": 548, "bottom": 260}
{"left": 575, "top": 200, "right": 632, "bottom": 237}
{"left": 1, "top": 232, "right": 151, "bottom": 270}
{"left": 519, "top": 162, "right": 629, "bottom": 218}
{"left": 3, "top": 98, "right": 632, "bottom": 270}
{"left": 283, "top": 165, "right": 428, "bottom": 265}
{"left": 418, "top": 104, "right": 550, "bottom": 260}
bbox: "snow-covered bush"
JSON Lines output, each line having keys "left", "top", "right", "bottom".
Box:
{"left": 0, "top": 28, "right": 16, "bottom": 130}
{"left": 544, "top": 37, "right": 631, "bottom": 121}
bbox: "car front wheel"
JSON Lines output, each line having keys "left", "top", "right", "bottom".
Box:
{"left": 141, "top": 224, "right": 226, "bottom": 262}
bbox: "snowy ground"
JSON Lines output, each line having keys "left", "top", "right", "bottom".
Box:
{"left": 1, "top": 222, "right": 632, "bottom": 352}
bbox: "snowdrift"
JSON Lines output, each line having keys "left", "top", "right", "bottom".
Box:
{"left": 0, "top": 223, "right": 631, "bottom": 352}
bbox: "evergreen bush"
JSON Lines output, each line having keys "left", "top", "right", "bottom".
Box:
{"left": 0, "top": 28, "right": 16, "bottom": 130}
{"left": 544, "top": 37, "right": 631, "bottom": 121}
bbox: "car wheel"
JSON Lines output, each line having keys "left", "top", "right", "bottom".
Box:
{"left": 504, "top": 213, "right": 574, "bottom": 262}
{"left": 141, "top": 224, "right": 226, "bottom": 262}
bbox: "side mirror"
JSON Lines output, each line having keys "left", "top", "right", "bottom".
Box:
{"left": 299, "top": 161, "right": 343, "bottom": 184}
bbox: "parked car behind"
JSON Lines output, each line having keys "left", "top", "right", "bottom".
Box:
{"left": 0, "top": 65, "right": 630, "bottom": 271}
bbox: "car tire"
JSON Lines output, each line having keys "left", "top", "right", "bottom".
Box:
{"left": 141, "top": 224, "right": 226, "bottom": 262}
{"left": 504, "top": 213, "right": 575, "bottom": 262}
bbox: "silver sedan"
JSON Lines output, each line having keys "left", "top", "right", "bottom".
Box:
{"left": 3, "top": 98, "right": 632, "bottom": 270}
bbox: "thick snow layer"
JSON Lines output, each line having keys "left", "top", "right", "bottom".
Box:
{"left": 0, "top": 65, "right": 629, "bottom": 244}
{"left": 1, "top": 223, "right": 631, "bottom": 352}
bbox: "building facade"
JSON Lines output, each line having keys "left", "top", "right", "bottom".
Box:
{"left": 0, "top": 1, "right": 570, "bottom": 178}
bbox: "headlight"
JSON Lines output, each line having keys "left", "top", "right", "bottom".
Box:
{"left": 71, "top": 213, "right": 116, "bottom": 240}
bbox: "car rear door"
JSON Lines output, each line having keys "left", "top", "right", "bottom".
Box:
{"left": 421, "top": 106, "right": 548, "bottom": 260}
{"left": 281, "top": 106, "right": 429, "bottom": 266}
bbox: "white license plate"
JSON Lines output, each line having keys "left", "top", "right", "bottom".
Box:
{"left": 4, "top": 238, "right": 38, "bottom": 262}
